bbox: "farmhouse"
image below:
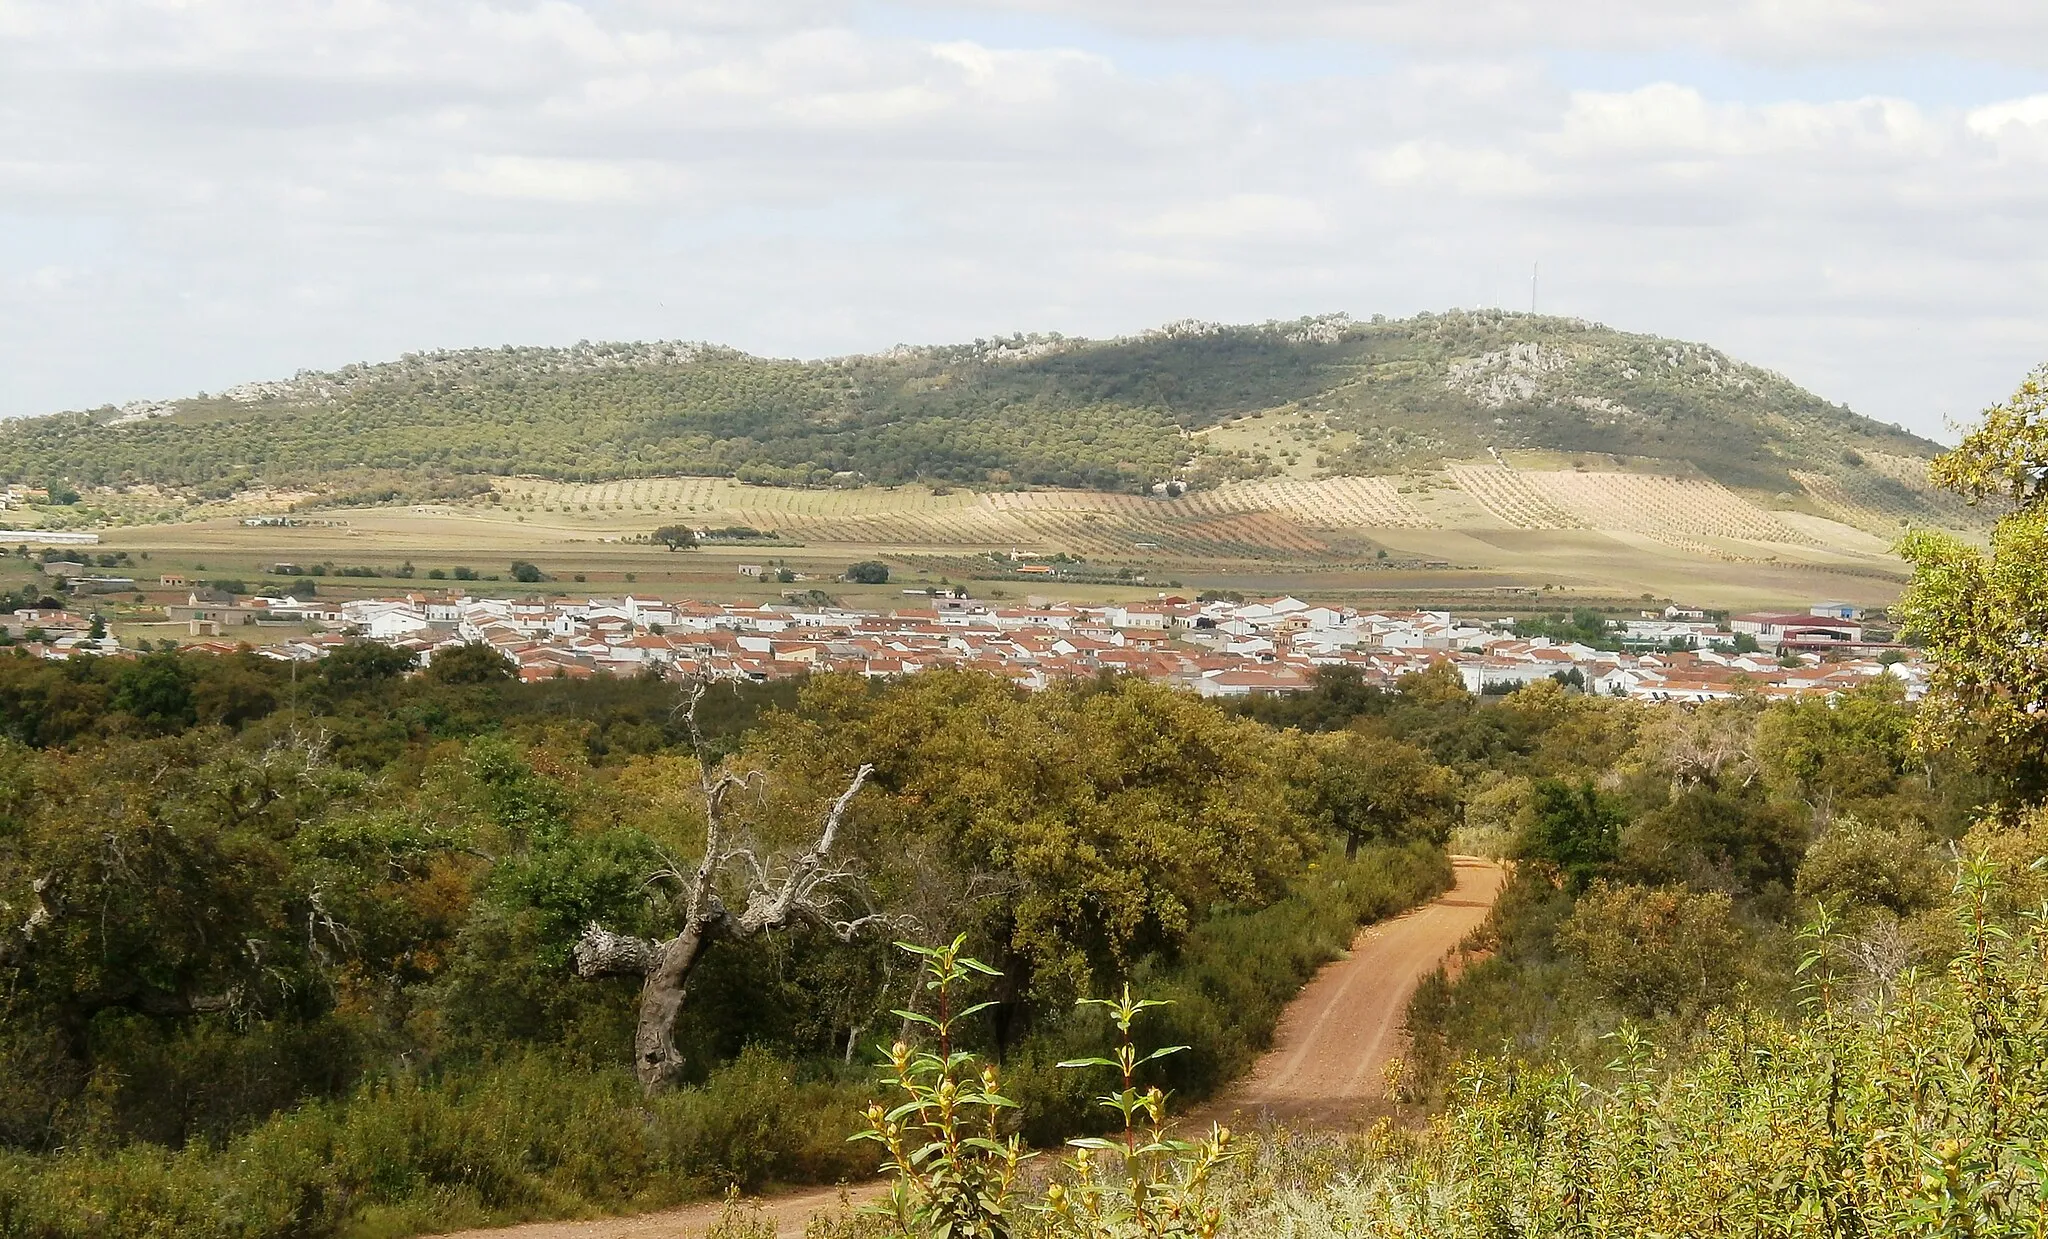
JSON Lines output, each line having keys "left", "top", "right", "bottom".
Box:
{"left": 167, "top": 592, "right": 273, "bottom": 634}
{"left": 1732, "top": 611, "right": 1864, "bottom": 650}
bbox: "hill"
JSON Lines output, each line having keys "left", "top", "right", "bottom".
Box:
{"left": 0, "top": 311, "right": 1948, "bottom": 505}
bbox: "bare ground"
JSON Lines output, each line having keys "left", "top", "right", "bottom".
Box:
{"left": 428, "top": 857, "right": 1505, "bottom": 1239}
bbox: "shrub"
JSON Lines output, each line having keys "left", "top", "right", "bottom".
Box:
{"left": 1223, "top": 855, "right": 2048, "bottom": 1239}
{"left": 0, "top": 1049, "right": 871, "bottom": 1239}
{"left": 1517, "top": 778, "right": 1624, "bottom": 890}
{"left": 1556, "top": 881, "right": 1747, "bottom": 1019}
{"left": 1795, "top": 814, "right": 1943, "bottom": 921}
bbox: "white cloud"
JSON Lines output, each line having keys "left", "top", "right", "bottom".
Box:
{"left": 933, "top": 0, "right": 2048, "bottom": 64}
{"left": 1136, "top": 194, "right": 1329, "bottom": 241}
{"left": 444, "top": 156, "right": 650, "bottom": 203}
{"left": 1969, "top": 94, "right": 2048, "bottom": 134}
{"left": 0, "top": 0, "right": 2045, "bottom": 439}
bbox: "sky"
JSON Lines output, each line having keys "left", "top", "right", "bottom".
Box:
{"left": 3, "top": 1, "right": 2047, "bottom": 441}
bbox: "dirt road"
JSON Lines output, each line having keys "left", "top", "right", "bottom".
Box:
{"left": 432, "top": 856, "right": 1503, "bottom": 1239}
{"left": 1191, "top": 854, "right": 1504, "bottom": 1127}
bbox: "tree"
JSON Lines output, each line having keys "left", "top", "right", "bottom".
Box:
{"left": 1229, "top": 664, "right": 1389, "bottom": 731}
{"left": 845, "top": 561, "right": 890, "bottom": 585}
{"left": 1518, "top": 777, "right": 1625, "bottom": 890}
{"left": 572, "top": 682, "right": 879, "bottom": 1092}
{"left": 510, "top": 561, "right": 544, "bottom": 584}
{"left": 1794, "top": 814, "right": 1942, "bottom": 922}
{"left": 424, "top": 642, "right": 516, "bottom": 686}
{"left": 112, "top": 652, "right": 197, "bottom": 734}
{"left": 1293, "top": 729, "right": 1456, "bottom": 858}
{"left": 1618, "top": 786, "right": 1805, "bottom": 896}
{"left": 1926, "top": 360, "right": 2048, "bottom": 509}
{"left": 1756, "top": 679, "right": 1913, "bottom": 808}
{"left": 1395, "top": 659, "right": 1470, "bottom": 705}
{"left": 319, "top": 640, "right": 418, "bottom": 694}
{"left": 1896, "top": 362, "right": 2048, "bottom": 799}
{"left": 751, "top": 671, "right": 1316, "bottom": 1026}
{"left": 652, "top": 525, "right": 697, "bottom": 551}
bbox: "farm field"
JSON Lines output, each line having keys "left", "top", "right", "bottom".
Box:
{"left": 85, "top": 459, "right": 1975, "bottom": 613}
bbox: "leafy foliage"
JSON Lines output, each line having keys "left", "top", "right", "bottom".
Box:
{"left": 1896, "top": 362, "right": 2048, "bottom": 801}
{"left": 856, "top": 938, "right": 1235, "bottom": 1239}
{"left": 1517, "top": 778, "right": 1625, "bottom": 890}
{"left": 1220, "top": 857, "right": 2048, "bottom": 1239}
{"left": 0, "top": 656, "right": 1449, "bottom": 1238}
{"left": 1897, "top": 512, "right": 2048, "bottom": 800}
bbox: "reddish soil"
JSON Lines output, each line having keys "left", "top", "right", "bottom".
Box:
{"left": 429, "top": 857, "right": 1504, "bottom": 1239}
{"left": 1189, "top": 855, "right": 1505, "bottom": 1128}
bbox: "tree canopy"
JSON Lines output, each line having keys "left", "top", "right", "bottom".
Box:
{"left": 1897, "top": 362, "right": 2048, "bottom": 800}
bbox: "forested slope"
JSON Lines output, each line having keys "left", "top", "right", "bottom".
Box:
{"left": 0, "top": 312, "right": 1940, "bottom": 498}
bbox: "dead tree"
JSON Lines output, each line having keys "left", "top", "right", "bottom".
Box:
{"left": 0, "top": 875, "right": 55, "bottom": 971}
{"left": 572, "top": 680, "right": 878, "bottom": 1092}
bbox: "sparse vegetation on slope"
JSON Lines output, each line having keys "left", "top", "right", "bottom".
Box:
{"left": 0, "top": 313, "right": 1942, "bottom": 505}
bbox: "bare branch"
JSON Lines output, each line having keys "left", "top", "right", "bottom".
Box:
{"left": 736, "top": 763, "right": 875, "bottom": 934}
{"left": 571, "top": 676, "right": 884, "bottom": 1091}
{"left": 130, "top": 987, "right": 238, "bottom": 1017}
{"left": 0, "top": 875, "right": 56, "bottom": 970}
{"left": 572, "top": 924, "right": 670, "bottom": 979}
{"left": 677, "top": 678, "right": 766, "bottom": 925}
{"left": 824, "top": 908, "right": 917, "bottom": 943}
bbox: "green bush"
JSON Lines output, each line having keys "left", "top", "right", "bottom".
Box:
{"left": 0, "top": 1049, "right": 870, "bottom": 1239}
{"left": 0, "top": 842, "right": 1449, "bottom": 1239}
{"left": 1212, "top": 856, "right": 2048, "bottom": 1239}
{"left": 1011, "top": 841, "right": 1450, "bottom": 1144}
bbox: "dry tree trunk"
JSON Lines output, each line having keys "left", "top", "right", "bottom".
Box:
{"left": 571, "top": 679, "right": 875, "bottom": 1092}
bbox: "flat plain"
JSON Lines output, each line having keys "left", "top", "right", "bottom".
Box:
{"left": 81, "top": 458, "right": 1974, "bottom": 614}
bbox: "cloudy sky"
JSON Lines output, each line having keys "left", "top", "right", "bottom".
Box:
{"left": 3, "top": 1, "right": 2045, "bottom": 440}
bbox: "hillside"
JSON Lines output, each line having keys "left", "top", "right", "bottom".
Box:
{"left": 0, "top": 311, "right": 1948, "bottom": 506}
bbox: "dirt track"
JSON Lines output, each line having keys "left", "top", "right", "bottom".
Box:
{"left": 1191, "top": 855, "right": 1504, "bottom": 1127}
{"left": 432, "top": 857, "right": 1503, "bottom": 1239}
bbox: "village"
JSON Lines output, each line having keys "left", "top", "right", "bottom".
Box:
{"left": 0, "top": 582, "right": 1922, "bottom": 704}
